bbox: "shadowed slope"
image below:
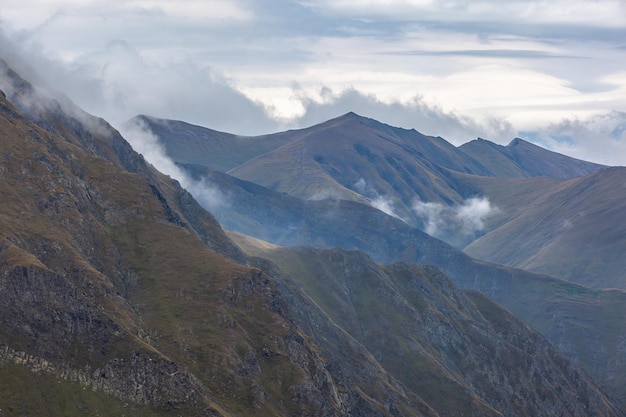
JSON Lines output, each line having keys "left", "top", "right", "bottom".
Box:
{"left": 183, "top": 165, "right": 626, "bottom": 404}
{"left": 236, "top": 240, "right": 625, "bottom": 417}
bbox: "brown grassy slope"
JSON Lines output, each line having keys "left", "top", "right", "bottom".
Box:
{"left": 0, "top": 76, "right": 434, "bottom": 416}
{"left": 0, "top": 94, "right": 288, "bottom": 415}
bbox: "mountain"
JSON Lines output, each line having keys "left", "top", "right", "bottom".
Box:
{"left": 134, "top": 113, "right": 605, "bottom": 228}
{"left": 181, "top": 164, "right": 626, "bottom": 403}
{"left": 2, "top": 61, "right": 625, "bottom": 415}
{"left": 459, "top": 137, "right": 605, "bottom": 179}
{"left": 130, "top": 112, "right": 497, "bottom": 223}
{"left": 241, "top": 243, "right": 626, "bottom": 417}
{"left": 459, "top": 167, "right": 626, "bottom": 289}
{"left": 0, "top": 61, "right": 624, "bottom": 416}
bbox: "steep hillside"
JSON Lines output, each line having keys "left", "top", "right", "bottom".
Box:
{"left": 459, "top": 138, "right": 604, "bottom": 179}
{"left": 460, "top": 167, "right": 626, "bottom": 289}
{"left": 177, "top": 164, "right": 626, "bottom": 403}
{"left": 0, "top": 67, "right": 428, "bottom": 416}
{"left": 236, "top": 241, "right": 625, "bottom": 417}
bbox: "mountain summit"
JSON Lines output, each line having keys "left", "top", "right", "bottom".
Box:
{"left": 460, "top": 137, "right": 604, "bottom": 178}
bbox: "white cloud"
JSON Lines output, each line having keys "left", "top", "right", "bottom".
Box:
{"left": 371, "top": 196, "right": 404, "bottom": 220}
{"left": 305, "top": 0, "right": 626, "bottom": 27}
{"left": 412, "top": 197, "right": 499, "bottom": 247}
{"left": 120, "top": 118, "right": 229, "bottom": 209}
{"left": 526, "top": 111, "right": 626, "bottom": 166}
{"left": 122, "top": 0, "right": 253, "bottom": 20}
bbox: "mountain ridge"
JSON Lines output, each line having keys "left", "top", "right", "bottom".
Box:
{"left": 460, "top": 136, "right": 605, "bottom": 179}
{"left": 136, "top": 111, "right": 606, "bottom": 241}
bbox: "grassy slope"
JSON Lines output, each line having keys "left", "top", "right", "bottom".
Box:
{"left": 0, "top": 80, "right": 432, "bottom": 416}
{"left": 458, "top": 168, "right": 626, "bottom": 289}
{"left": 0, "top": 91, "right": 309, "bottom": 416}
{"left": 235, "top": 237, "right": 625, "bottom": 417}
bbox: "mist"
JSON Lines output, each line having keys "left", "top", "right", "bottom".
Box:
{"left": 412, "top": 197, "right": 499, "bottom": 248}
{"left": 120, "top": 118, "right": 228, "bottom": 211}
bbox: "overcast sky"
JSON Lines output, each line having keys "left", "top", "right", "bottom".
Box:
{"left": 1, "top": 0, "right": 625, "bottom": 164}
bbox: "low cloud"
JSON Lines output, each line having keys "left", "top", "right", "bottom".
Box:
{"left": 353, "top": 177, "right": 406, "bottom": 221}
{"left": 371, "top": 196, "right": 403, "bottom": 220}
{"left": 412, "top": 197, "right": 499, "bottom": 247}
{"left": 120, "top": 118, "right": 228, "bottom": 210}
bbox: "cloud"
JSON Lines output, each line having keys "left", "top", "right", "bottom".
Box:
{"left": 2, "top": 1, "right": 626, "bottom": 166}
{"left": 352, "top": 177, "right": 406, "bottom": 221}
{"left": 305, "top": 0, "right": 626, "bottom": 28}
{"left": 120, "top": 118, "right": 228, "bottom": 210}
{"left": 293, "top": 86, "right": 516, "bottom": 143}
{"left": 412, "top": 196, "right": 498, "bottom": 247}
{"left": 371, "top": 196, "right": 404, "bottom": 220}
{"left": 522, "top": 111, "right": 626, "bottom": 166}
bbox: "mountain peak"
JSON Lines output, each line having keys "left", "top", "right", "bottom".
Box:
{"left": 332, "top": 111, "right": 369, "bottom": 124}
{"left": 507, "top": 137, "right": 537, "bottom": 148}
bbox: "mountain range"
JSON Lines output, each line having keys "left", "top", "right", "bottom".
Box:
{"left": 134, "top": 112, "right": 622, "bottom": 288}
{"left": 132, "top": 110, "right": 626, "bottom": 402}
{"left": 1, "top": 56, "right": 625, "bottom": 416}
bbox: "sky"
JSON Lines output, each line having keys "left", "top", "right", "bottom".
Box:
{"left": 1, "top": 0, "right": 626, "bottom": 165}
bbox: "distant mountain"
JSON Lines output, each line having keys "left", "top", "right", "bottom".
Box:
{"left": 137, "top": 112, "right": 606, "bottom": 246}
{"left": 459, "top": 137, "right": 605, "bottom": 179}
{"left": 4, "top": 60, "right": 624, "bottom": 416}
{"left": 131, "top": 115, "right": 295, "bottom": 172}
{"left": 132, "top": 112, "right": 498, "bottom": 223}
{"left": 460, "top": 167, "right": 626, "bottom": 289}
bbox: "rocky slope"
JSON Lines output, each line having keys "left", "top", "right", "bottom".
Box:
{"left": 237, "top": 240, "right": 625, "bottom": 417}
